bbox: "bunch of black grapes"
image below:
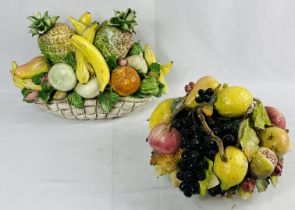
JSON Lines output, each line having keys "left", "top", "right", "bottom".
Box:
{"left": 171, "top": 89, "right": 242, "bottom": 197}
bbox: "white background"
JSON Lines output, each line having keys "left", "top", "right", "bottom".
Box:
{"left": 1, "top": 0, "right": 295, "bottom": 210}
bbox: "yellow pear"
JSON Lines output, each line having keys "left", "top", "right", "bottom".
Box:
{"left": 149, "top": 98, "right": 173, "bottom": 130}
{"left": 213, "top": 146, "right": 248, "bottom": 190}
{"left": 185, "top": 76, "right": 221, "bottom": 108}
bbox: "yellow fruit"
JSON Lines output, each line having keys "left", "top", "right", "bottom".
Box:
{"left": 213, "top": 146, "right": 248, "bottom": 190}
{"left": 14, "top": 56, "right": 49, "bottom": 79}
{"left": 144, "top": 44, "right": 157, "bottom": 66}
{"left": 260, "top": 127, "right": 291, "bottom": 155}
{"left": 149, "top": 98, "right": 173, "bottom": 130}
{"left": 75, "top": 51, "right": 90, "bottom": 84}
{"left": 214, "top": 86, "right": 253, "bottom": 118}
{"left": 185, "top": 76, "right": 221, "bottom": 108}
{"left": 110, "top": 66, "right": 140, "bottom": 96}
{"left": 71, "top": 35, "right": 110, "bottom": 92}
{"left": 79, "top": 12, "right": 92, "bottom": 26}
{"left": 69, "top": 16, "right": 86, "bottom": 34}
{"left": 82, "top": 22, "right": 98, "bottom": 43}
{"left": 159, "top": 61, "right": 173, "bottom": 94}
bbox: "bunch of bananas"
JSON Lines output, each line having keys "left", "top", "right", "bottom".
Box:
{"left": 69, "top": 12, "right": 110, "bottom": 92}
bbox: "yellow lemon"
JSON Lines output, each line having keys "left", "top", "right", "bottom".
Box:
{"left": 149, "top": 98, "right": 173, "bottom": 130}
{"left": 214, "top": 86, "right": 253, "bottom": 118}
{"left": 185, "top": 76, "right": 221, "bottom": 108}
{"left": 213, "top": 146, "right": 248, "bottom": 190}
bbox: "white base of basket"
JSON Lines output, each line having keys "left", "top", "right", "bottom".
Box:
{"left": 36, "top": 97, "right": 152, "bottom": 120}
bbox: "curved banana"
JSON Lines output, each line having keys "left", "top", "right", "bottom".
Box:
{"left": 160, "top": 61, "right": 173, "bottom": 76}
{"left": 76, "top": 51, "right": 90, "bottom": 84}
{"left": 79, "top": 12, "right": 92, "bottom": 26}
{"left": 82, "top": 22, "right": 98, "bottom": 43}
{"left": 144, "top": 44, "right": 157, "bottom": 66}
{"left": 71, "top": 35, "right": 110, "bottom": 92}
{"left": 86, "top": 63, "right": 95, "bottom": 76}
{"left": 69, "top": 16, "right": 86, "bottom": 34}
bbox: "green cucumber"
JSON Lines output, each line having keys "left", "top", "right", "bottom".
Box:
{"left": 48, "top": 63, "right": 77, "bottom": 91}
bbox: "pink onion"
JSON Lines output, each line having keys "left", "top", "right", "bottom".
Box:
{"left": 148, "top": 123, "right": 181, "bottom": 154}
{"left": 25, "top": 90, "right": 38, "bottom": 101}
{"left": 265, "top": 106, "right": 286, "bottom": 129}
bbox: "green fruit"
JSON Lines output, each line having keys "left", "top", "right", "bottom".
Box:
{"left": 214, "top": 86, "right": 253, "bottom": 118}
{"left": 48, "top": 63, "right": 77, "bottom": 91}
{"left": 213, "top": 146, "right": 248, "bottom": 190}
{"left": 260, "top": 127, "right": 291, "bottom": 155}
{"left": 250, "top": 147, "right": 278, "bottom": 178}
{"left": 28, "top": 12, "right": 75, "bottom": 64}
{"left": 94, "top": 9, "right": 137, "bottom": 58}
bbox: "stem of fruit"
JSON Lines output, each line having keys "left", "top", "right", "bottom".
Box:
{"left": 169, "top": 96, "right": 187, "bottom": 130}
{"left": 196, "top": 107, "right": 227, "bottom": 162}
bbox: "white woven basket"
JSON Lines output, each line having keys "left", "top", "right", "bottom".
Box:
{"left": 36, "top": 96, "right": 152, "bottom": 120}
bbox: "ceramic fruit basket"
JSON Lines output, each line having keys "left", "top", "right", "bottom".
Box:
{"left": 147, "top": 76, "right": 291, "bottom": 199}
{"left": 10, "top": 9, "right": 172, "bottom": 120}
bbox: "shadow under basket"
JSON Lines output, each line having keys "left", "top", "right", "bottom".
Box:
{"left": 35, "top": 96, "right": 152, "bottom": 120}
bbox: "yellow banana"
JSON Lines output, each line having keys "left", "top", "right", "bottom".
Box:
{"left": 79, "top": 12, "right": 92, "bottom": 26}
{"left": 158, "top": 61, "right": 173, "bottom": 94}
{"left": 69, "top": 16, "right": 86, "bottom": 34}
{"left": 82, "top": 22, "right": 98, "bottom": 43}
{"left": 86, "top": 63, "right": 95, "bottom": 76}
{"left": 71, "top": 35, "right": 110, "bottom": 92}
{"left": 76, "top": 51, "right": 90, "bottom": 84}
{"left": 160, "top": 61, "right": 173, "bottom": 76}
{"left": 144, "top": 44, "right": 157, "bottom": 66}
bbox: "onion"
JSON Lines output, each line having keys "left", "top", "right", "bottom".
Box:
{"left": 148, "top": 123, "right": 181, "bottom": 154}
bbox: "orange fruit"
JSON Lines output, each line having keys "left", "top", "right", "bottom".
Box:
{"left": 110, "top": 66, "right": 141, "bottom": 96}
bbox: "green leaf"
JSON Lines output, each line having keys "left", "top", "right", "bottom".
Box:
{"left": 21, "top": 88, "right": 36, "bottom": 103}
{"left": 98, "top": 88, "right": 120, "bottom": 113}
{"left": 256, "top": 178, "right": 270, "bottom": 192}
{"left": 32, "top": 73, "right": 46, "bottom": 85}
{"left": 148, "top": 63, "right": 161, "bottom": 78}
{"left": 68, "top": 92, "right": 84, "bottom": 108}
{"left": 251, "top": 101, "right": 272, "bottom": 130}
{"left": 155, "top": 81, "right": 165, "bottom": 97}
{"left": 238, "top": 119, "right": 260, "bottom": 161}
{"left": 37, "top": 88, "right": 54, "bottom": 104}
{"left": 128, "top": 41, "right": 143, "bottom": 56}
{"left": 199, "top": 159, "right": 214, "bottom": 196}
{"left": 106, "top": 55, "right": 118, "bottom": 69}
{"left": 64, "top": 53, "right": 76, "bottom": 70}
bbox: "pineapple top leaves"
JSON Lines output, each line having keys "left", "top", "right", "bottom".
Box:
{"left": 108, "top": 8, "right": 137, "bottom": 33}
{"left": 28, "top": 11, "right": 59, "bottom": 36}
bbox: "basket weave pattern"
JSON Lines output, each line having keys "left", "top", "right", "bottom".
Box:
{"left": 36, "top": 97, "right": 152, "bottom": 120}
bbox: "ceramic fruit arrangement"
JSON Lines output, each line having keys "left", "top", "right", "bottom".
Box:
{"left": 147, "top": 76, "right": 291, "bottom": 199}
{"left": 10, "top": 9, "right": 172, "bottom": 115}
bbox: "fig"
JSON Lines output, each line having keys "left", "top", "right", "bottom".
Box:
{"left": 250, "top": 147, "right": 278, "bottom": 178}
{"left": 265, "top": 106, "right": 286, "bottom": 129}
{"left": 260, "top": 127, "right": 291, "bottom": 155}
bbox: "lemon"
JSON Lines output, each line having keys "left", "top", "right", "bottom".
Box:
{"left": 185, "top": 76, "right": 221, "bottom": 108}
{"left": 149, "top": 98, "right": 173, "bottom": 130}
{"left": 214, "top": 86, "right": 253, "bottom": 118}
{"left": 213, "top": 146, "right": 248, "bottom": 190}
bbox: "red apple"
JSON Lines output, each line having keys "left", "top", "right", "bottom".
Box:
{"left": 265, "top": 106, "right": 286, "bottom": 129}
{"left": 148, "top": 123, "right": 181, "bottom": 154}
